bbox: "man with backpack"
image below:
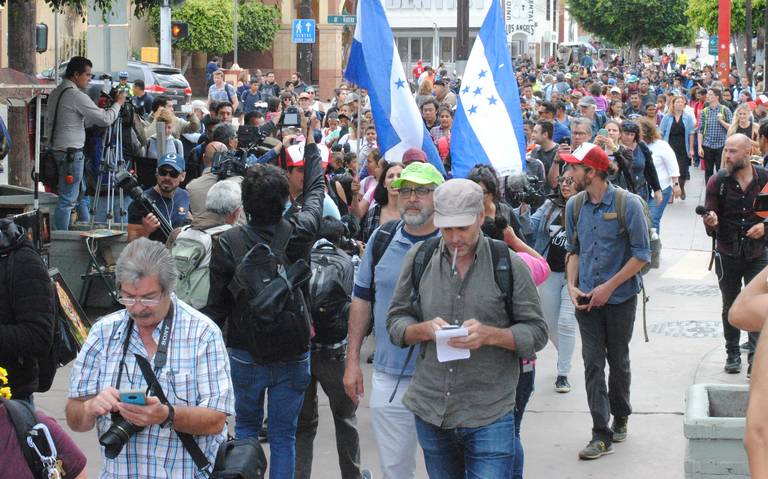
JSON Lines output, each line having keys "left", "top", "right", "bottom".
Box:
{"left": 703, "top": 133, "right": 768, "bottom": 377}
{"left": 296, "top": 216, "right": 371, "bottom": 479}
{"left": 697, "top": 88, "right": 733, "bottom": 183}
{"left": 386, "top": 179, "right": 548, "bottom": 478}
{"left": 170, "top": 180, "right": 242, "bottom": 309}
{"left": 562, "top": 143, "right": 650, "bottom": 460}
{"left": 343, "top": 162, "right": 443, "bottom": 479}
{"left": 206, "top": 111, "right": 325, "bottom": 479}
{"left": 0, "top": 218, "right": 55, "bottom": 404}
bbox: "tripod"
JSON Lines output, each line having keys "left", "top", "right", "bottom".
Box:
{"left": 89, "top": 117, "right": 129, "bottom": 231}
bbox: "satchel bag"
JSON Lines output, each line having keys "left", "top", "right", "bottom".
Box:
{"left": 40, "top": 87, "right": 74, "bottom": 189}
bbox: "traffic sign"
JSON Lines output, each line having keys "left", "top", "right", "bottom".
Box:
{"left": 327, "top": 15, "right": 356, "bottom": 25}
{"left": 292, "top": 19, "right": 316, "bottom": 44}
{"left": 708, "top": 36, "right": 718, "bottom": 55}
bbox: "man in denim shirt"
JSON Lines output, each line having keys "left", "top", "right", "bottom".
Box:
{"left": 563, "top": 143, "right": 650, "bottom": 460}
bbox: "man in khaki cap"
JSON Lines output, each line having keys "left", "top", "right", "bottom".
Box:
{"left": 387, "top": 178, "right": 547, "bottom": 478}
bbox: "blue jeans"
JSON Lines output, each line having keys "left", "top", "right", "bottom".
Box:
{"left": 229, "top": 348, "right": 311, "bottom": 479}
{"left": 53, "top": 150, "right": 90, "bottom": 230}
{"left": 648, "top": 186, "right": 672, "bottom": 232}
{"left": 415, "top": 411, "right": 516, "bottom": 479}
{"left": 514, "top": 364, "right": 535, "bottom": 479}
{"left": 538, "top": 271, "right": 577, "bottom": 376}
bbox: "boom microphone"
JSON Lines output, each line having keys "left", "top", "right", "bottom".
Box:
{"left": 695, "top": 206, "right": 709, "bottom": 216}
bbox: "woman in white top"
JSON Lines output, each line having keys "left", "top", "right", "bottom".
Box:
{"left": 637, "top": 117, "right": 680, "bottom": 233}
{"left": 146, "top": 108, "right": 184, "bottom": 160}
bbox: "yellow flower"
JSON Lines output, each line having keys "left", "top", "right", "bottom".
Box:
{"left": 0, "top": 367, "right": 7, "bottom": 386}
{"left": 0, "top": 387, "right": 11, "bottom": 400}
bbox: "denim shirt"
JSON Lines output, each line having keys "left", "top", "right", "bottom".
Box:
{"left": 564, "top": 185, "right": 651, "bottom": 304}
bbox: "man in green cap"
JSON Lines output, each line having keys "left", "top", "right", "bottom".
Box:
{"left": 344, "top": 161, "right": 444, "bottom": 479}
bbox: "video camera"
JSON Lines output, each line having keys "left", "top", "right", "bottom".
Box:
{"left": 210, "top": 149, "right": 247, "bottom": 179}
{"left": 97, "top": 74, "right": 135, "bottom": 127}
{"left": 237, "top": 125, "right": 265, "bottom": 149}
{"left": 504, "top": 174, "right": 546, "bottom": 209}
{"left": 115, "top": 171, "right": 174, "bottom": 241}
{"left": 279, "top": 106, "right": 313, "bottom": 130}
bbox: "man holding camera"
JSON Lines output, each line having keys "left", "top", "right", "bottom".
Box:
{"left": 206, "top": 111, "right": 325, "bottom": 479}
{"left": 66, "top": 238, "right": 234, "bottom": 477}
{"left": 46, "top": 56, "right": 125, "bottom": 230}
{"left": 563, "top": 143, "right": 650, "bottom": 460}
{"left": 703, "top": 133, "right": 768, "bottom": 376}
{"left": 126, "top": 153, "right": 190, "bottom": 243}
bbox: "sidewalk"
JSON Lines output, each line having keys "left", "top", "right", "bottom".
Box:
{"left": 35, "top": 166, "right": 746, "bottom": 478}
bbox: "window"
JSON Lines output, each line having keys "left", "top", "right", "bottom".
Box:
{"left": 546, "top": 0, "right": 550, "bottom": 21}
{"left": 410, "top": 38, "right": 422, "bottom": 63}
{"left": 440, "top": 37, "right": 454, "bottom": 64}
{"left": 397, "top": 37, "right": 409, "bottom": 63}
{"left": 422, "top": 37, "right": 433, "bottom": 63}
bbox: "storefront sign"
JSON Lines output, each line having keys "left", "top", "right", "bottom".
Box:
{"left": 505, "top": 0, "right": 537, "bottom": 37}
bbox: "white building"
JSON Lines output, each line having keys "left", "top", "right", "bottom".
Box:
{"left": 384, "top": 0, "right": 575, "bottom": 74}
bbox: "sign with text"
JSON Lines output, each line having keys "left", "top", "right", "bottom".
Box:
{"left": 505, "top": 0, "right": 537, "bottom": 36}
{"left": 292, "top": 19, "right": 316, "bottom": 43}
{"left": 328, "top": 15, "right": 356, "bottom": 24}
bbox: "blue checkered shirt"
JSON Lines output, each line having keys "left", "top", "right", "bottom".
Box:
{"left": 698, "top": 104, "right": 732, "bottom": 149}
{"left": 68, "top": 296, "right": 235, "bottom": 478}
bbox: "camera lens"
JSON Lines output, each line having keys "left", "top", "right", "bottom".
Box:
{"left": 99, "top": 414, "right": 144, "bottom": 459}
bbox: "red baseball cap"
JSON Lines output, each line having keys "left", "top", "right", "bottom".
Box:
{"left": 560, "top": 142, "right": 610, "bottom": 172}
{"left": 285, "top": 143, "right": 330, "bottom": 169}
{"left": 402, "top": 148, "right": 427, "bottom": 165}
{"left": 756, "top": 94, "right": 768, "bottom": 107}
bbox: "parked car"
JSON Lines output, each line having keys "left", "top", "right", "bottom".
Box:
{"left": 38, "top": 60, "right": 192, "bottom": 111}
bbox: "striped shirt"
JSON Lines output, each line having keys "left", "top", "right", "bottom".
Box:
{"left": 68, "top": 296, "right": 235, "bottom": 478}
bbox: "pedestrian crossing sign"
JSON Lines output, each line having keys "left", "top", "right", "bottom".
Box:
{"left": 292, "top": 19, "right": 316, "bottom": 44}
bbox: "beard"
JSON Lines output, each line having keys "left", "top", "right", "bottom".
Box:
{"left": 727, "top": 158, "right": 748, "bottom": 174}
{"left": 400, "top": 204, "right": 433, "bottom": 228}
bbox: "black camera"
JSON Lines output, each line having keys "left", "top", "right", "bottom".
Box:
{"left": 99, "top": 413, "right": 144, "bottom": 459}
{"left": 281, "top": 106, "right": 302, "bottom": 128}
{"left": 504, "top": 174, "right": 545, "bottom": 208}
{"left": 237, "top": 125, "right": 265, "bottom": 149}
{"left": 210, "top": 150, "right": 247, "bottom": 179}
{"left": 116, "top": 171, "right": 174, "bottom": 240}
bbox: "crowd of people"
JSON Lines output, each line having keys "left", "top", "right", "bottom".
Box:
{"left": 3, "top": 48, "right": 768, "bottom": 478}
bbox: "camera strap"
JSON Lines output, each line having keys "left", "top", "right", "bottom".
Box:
{"left": 134, "top": 353, "right": 211, "bottom": 472}
{"left": 48, "top": 87, "right": 73, "bottom": 149}
{"left": 114, "top": 303, "right": 174, "bottom": 391}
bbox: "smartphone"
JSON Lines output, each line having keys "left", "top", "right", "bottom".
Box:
{"left": 754, "top": 193, "right": 768, "bottom": 213}
{"left": 561, "top": 137, "right": 571, "bottom": 146}
{"left": 597, "top": 128, "right": 608, "bottom": 137}
{"left": 577, "top": 295, "right": 590, "bottom": 306}
{"left": 442, "top": 324, "right": 461, "bottom": 330}
{"left": 119, "top": 390, "right": 147, "bottom": 406}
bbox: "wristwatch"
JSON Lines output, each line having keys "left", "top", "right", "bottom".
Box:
{"left": 161, "top": 403, "right": 175, "bottom": 429}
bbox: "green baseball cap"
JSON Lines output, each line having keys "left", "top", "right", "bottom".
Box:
{"left": 390, "top": 162, "right": 445, "bottom": 189}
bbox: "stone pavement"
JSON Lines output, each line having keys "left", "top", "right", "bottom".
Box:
{"left": 34, "top": 166, "right": 750, "bottom": 478}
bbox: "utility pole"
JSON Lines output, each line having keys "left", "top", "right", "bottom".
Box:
{"left": 746, "top": 0, "right": 753, "bottom": 84}
{"left": 160, "top": 0, "right": 172, "bottom": 66}
{"left": 717, "top": 0, "right": 731, "bottom": 83}
{"left": 456, "top": 0, "right": 469, "bottom": 75}
{"left": 297, "top": 0, "right": 312, "bottom": 84}
{"left": 765, "top": 3, "right": 768, "bottom": 71}
{"left": 233, "top": 0, "right": 240, "bottom": 69}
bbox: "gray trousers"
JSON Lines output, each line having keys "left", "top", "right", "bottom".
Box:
{"left": 295, "top": 346, "right": 362, "bottom": 479}
{"left": 575, "top": 296, "right": 637, "bottom": 444}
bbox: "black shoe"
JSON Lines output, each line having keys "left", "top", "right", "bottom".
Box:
{"left": 555, "top": 376, "right": 571, "bottom": 393}
{"left": 741, "top": 341, "right": 752, "bottom": 352}
{"left": 725, "top": 353, "right": 742, "bottom": 374}
{"left": 612, "top": 416, "right": 628, "bottom": 442}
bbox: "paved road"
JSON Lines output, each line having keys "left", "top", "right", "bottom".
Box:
{"left": 34, "top": 167, "right": 750, "bottom": 478}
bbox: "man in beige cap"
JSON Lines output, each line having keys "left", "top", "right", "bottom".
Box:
{"left": 387, "top": 178, "right": 547, "bottom": 478}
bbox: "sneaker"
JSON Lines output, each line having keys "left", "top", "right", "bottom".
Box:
{"left": 578, "top": 439, "right": 614, "bottom": 460}
{"left": 361, "top": 469, "right": 373, "bottom": 479}
{"left": 741, "top": 341, "right": 752, "bottom": 352}
{"left": 612, "top": 416, "right": 628, "bottom": 442}
{"left": 725, "top": 353, "right": 742, "bottom": 374}
{"left": 555, "top": 376, "right": 571, "bottom": 393}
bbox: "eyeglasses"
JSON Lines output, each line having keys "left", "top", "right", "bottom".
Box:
{"left": 558, "top": 176, "right": 575, "bottom": 185}
{"left": 397, "top": 186, "right": 435, "bottom": 198}
{"left": 117, "top": 294, "right": 163, "bottom": 307}
{"left": 157, "top": 168, "right": 181, "bottom": 178}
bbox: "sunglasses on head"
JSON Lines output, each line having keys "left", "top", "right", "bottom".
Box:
{"left": 157, "top": 167, "right": 180, "bottom": 178}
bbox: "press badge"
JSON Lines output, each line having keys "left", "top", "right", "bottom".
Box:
{"left": 603, "top": 212, "right": 618, "bottom": 220}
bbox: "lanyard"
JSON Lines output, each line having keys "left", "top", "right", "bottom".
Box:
{"left": 115, "top": 303, "right": 174, "bottom": 390}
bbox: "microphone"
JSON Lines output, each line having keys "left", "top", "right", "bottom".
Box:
{"left": 695, "top": 205, "right": 710, "bottom": 216}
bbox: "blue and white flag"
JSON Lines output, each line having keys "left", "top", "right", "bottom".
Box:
{"left": 450, "top": 0, "right": 527, "bottom": 179}
{"left": 344, "top": 0, "right": 445, "bottom": 174}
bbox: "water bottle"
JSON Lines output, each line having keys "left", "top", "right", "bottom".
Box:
{"left": 650, "top": 227, "right": 661, "bottom": 269}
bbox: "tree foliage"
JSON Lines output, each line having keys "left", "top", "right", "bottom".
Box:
{"left": 566, "top": 0, "right": 693, "bottom": 51}
{"left": 686, "top": 0, "right": 766, "bottom": 34}
{"left": 148, "top": 0, "right": 235, "bottom": 54}
{"left": 238, "top": 1, "right": 281, "bottom": 53}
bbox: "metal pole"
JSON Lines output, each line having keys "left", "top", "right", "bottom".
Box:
{"left": 233, "top": 0, "right": 239, "bottom": 68}
{"left": 746, "top": 0, "right": 753, "bottom": 85}
{"left": 33, "top": 95, "right": 41, "bottom": 211}
{"left": 456, "top": 0, "right": 469, "bottom": 75}
{"left": 160, "top": 0, "right": 172, "bottom": 66}
{"left": 54, "top": 11, "right": 60, "bottom": 85}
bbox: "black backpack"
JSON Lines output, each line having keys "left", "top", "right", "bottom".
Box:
{"left": 1, "top": 397, "right": 59, "bottom": 479}
{"left": 3, "top": 236, "right": 78, "bottom": 394}
{"left": 309, "top": 241, "right": 354, "bottom": 345}
{"left": 227, "top": 220, "right": 313, "bottom": 360}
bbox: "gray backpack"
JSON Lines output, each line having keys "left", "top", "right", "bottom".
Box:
{"left": 171, "top": 224, "right": 231, "bottom": 308}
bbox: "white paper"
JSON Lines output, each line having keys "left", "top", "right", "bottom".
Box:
{"left": 435, "top": 327, "right": 470, "bottom": 363}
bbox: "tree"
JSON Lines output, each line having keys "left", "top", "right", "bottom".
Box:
{"left": 238, "top": 1, "right": 280, "bottom": 53}
{"left": 686, "top": 0, "right": 766, "bottom": 77}
{"left": 566, "top": 0, "right": 693, "bottom": 62}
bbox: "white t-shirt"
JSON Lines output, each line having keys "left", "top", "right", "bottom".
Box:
{"left": 647, "top": 140, "right": 680, "bottom": 190}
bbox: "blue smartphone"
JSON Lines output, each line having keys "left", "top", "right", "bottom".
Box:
{"left": 119, "top": 390, "right": 146, "bottom": 406}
